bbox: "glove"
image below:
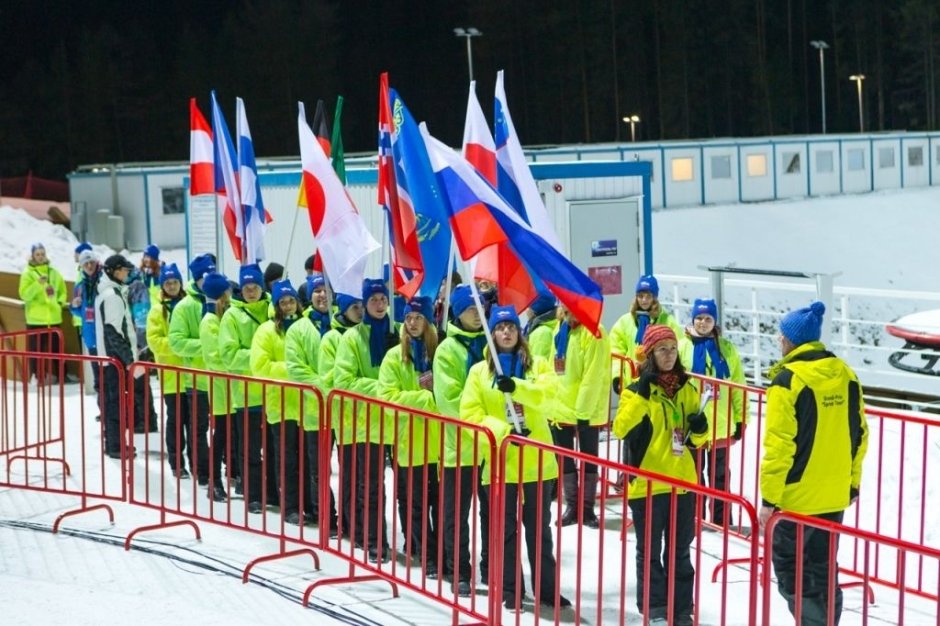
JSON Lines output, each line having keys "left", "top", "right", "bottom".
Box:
{"left": 635, "top": 371, "right": 656, "bottom": 399}
{"left": 733, "top": 422, "right": 743, "bottom": 441}
{"left": 687, "top": 412, "right": 708, "bottom": 435}
{"left": 496, "top": 375, "right": 516, "bottom": 393}
{"left": 510, "top": 426, "right": 531, "bottom": 440}
{"left": 612, "top": 377, "right": 622, "bottom": 395}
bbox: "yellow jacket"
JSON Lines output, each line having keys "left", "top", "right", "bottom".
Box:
{"left": 678, "top": 334, "right": 747, "bottom": 441}
{"left": 249, "top": 320, "right": 301, "bottom": 425}
{"left": 19, "top": 263, "right": 67, "bottom": 325}
{"left": 609, "top": 309, "right": 682, "bottom": 380}
{"left": 378, "top": 345, "right": 439, "bottom": 467}
{"left": 146, "top": 297, "right": 190, "bottom": 394}
{"left": 552, "top": 322, "right": 610, "bottom": 426}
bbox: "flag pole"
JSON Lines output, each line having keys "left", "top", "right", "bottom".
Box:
{"left": 283, "top": 201, "right": 302, "bottom": 279}
{"left": 438, "top": 236, "right": 458, "bottom": 333}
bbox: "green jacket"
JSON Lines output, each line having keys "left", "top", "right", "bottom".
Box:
{"left": 19, "top": 262, "right": 67, "bottom": 325}
{"left": 200, "top": 312, "right": 232, "bottom": 416}
{"left": 218, "top": 295, "right": 270, "bottom": 409}
{"left": 459, "top": 355, "right": 558, "bottom": 485}
{"left": 527, "top": 316, "right": 558, "bottom": 361}
{"left": 552, "top": 322, "right": 611, "bottom": 426}
{"left": 285, "top": 315, "right": 325, "bottom": 431}
{"left": 378, "top": 344, "right": 439, "bottom": 467}
{"left": 319, "top": 315, "right": 357, "bottom": 438}
{"left": 613, "top": 376, "right": 708, "bottom": 499}
{"left": 760, "top": 342, "right": 869, "bottom": 516}
{"left": 332, "top": 318, "right": 400, "bottom": 444}
{"left": 249, "top": 319, "right": 301, "bottom": 425}
{"left": 433, "top": 322, "right": 486, "bottom": 467}
{"left": 609, "top": 309, "right": 682, "bottom": 380}
{"left": 678, "top": 333, "right": 747, "bottom": 441}
{"left": 146, "top": 295, "right": 190, "bottom": 393}
{"left": 167, "top": 281, "right": 210, "bottom": 391}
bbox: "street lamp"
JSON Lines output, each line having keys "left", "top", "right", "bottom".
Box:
{"left": 849, "top": 74, "right": 866, "bottom": 132}
{"left": 453, "top": 27, "right": 482, "bottom": 83}
{"left": 622, "top": 115, "right": 641, "bottom": 142}
{"left": 810, "top": 40, "right": 829, "bottom": 133}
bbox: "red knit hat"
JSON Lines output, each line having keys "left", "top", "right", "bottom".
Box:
{"left": 636, "top": 324, "right": 677, "bottom": 363}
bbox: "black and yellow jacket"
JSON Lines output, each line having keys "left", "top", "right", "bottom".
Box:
{"left": 760, "top": 341, "right": 869, "bottom": 515}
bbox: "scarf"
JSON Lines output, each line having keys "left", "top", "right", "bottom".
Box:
{"left": 410, "top": 338, "right": 431, "bottom": 373}
{"left": 309, "top": 308, "right": 331, "bottom": 337}
{"left": 554, "top": 320, "right": 572, "bottom": 359}
{"left": 656, "top": 370, "right": 683, "bottom": 399}
{"left": 495, "top": 351, "right": 525, "bottom": 385}
{"left": 690, "top": 334, "right": 730, "bottom": 380}
{"left": 278, "top": 314, "right": 298, "bottom": 333}
{"left": 634, "top": 311, "right": 651, "bottom": 344}
{"left": 364, "top": 313, "right": 392, "bottom": 367}
{"left": 454, "top": 332, "right": 487, "bottom": 374}
{"left": 524, "top": 309, "right": 555, "bottom": 337}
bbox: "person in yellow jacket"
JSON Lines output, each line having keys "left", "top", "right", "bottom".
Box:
{"left": 18, "top": 242, "right": 68, "bottom": 382}
{"left": 378, "top": 296, "right": 440, "bottom": 579}
{"left": 460, "top": 305, "right": 571, "bottom": 612}
{"left": 759, "top": 301, "right": 868, "bottom": 626}
{"left": 612, "top": 324, "right": 709, "bottom": 626}
{"left": 522, "top": 291, "right": 558, "bottom": 361}
{"left": 146, "top": 263, "right": 192, "bottom": 478}
{"left": 199, "top": 272, "right": 238, "bottom": 503}
{"left": 250, "top": 280, "right": 313, "bottom": 526}
{"left": 551, "top": 302, "right": 610, "bottom": 529}
{"left": 678, "top": 298, "right": 746, "bottom": 526}
{"left": 333, "top": 278, "right": 400, "bottom": 564}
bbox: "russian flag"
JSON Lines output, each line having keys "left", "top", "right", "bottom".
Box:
{"left": 422, "top": 125, "right": 604, "bottom": 336}
{"left": 189, "top": 98, "right": 214, "bottom": 196}
{"left": 210, "top": 91, "right": 245, "bottom": 262}
{"left": 236, "top": 97, "right": 268, "bottom": 265}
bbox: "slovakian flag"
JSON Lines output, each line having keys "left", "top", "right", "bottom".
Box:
{"left": 210, "top": 91, "right": 245, "bottom": 262}
{"left": 236, "top": 97, "right": 269, "bottom": 265}
{"left": 298, "top": 103, "right": 379, "bottom": 297}
{"left": 189, "top": 98, "right": 214, "bottom": 196}
{"left": 462, "top": 82, "right": 537, "bottom": 312}
{"left": 422, "top": 125, "right": 604, "bottom": 336}
{"left": 387, "top": 85, "right": 452, "bottom": 300}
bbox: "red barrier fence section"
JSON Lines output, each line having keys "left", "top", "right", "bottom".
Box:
{"left": 763, "top": 511, "right": 940, "bottom": 625}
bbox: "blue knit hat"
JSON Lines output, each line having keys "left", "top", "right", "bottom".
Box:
{"left": 201, "top": 272, "right": 231, "bottom": 300}
{"left": 529, "top": 291, "right": 557, "bottom": 316}
{"left": 307, "top": 274, "right": 326, "bottom": 294}
{"left": 361, "top": 278, "right": 389, "bottom": 302}
{"left": 159, "top": 263, "right": 182, "bottom": 285}
{"left": 488, "top": 305, "right": 521, "bottom": 332}
{"left": 74, "top": 242, "right": 92, "bottom": 255}
{"left": 780, "top": 301, "right": 826, "bottom": 346}
{"left": 143, "top": 244, "right": 160, "bottom": 260}
{"left": 239, "top": 263, "right": 264, "bottom": 288}
{"left": 635, "top": 275, "right": 659, "bottom": 297}
{"left": 403, "top": 296, "right": 433, "bottom": 321}
{"left": 450, "top": 285, "right": 476, "bottom": 318}
{"left": 271, "top": 279, "right": 298, "bottom": 305}
{"left": 691, "top": 298, "right": 718, "bottom": 322}
{"left": 336, "top": 293, "right": 361, "bottom": 315}
{"left": 189, "top": 253, "right": 216, "bottom": 281}
{"left": 31, "top": 242, "right": 45, "bottom": 253}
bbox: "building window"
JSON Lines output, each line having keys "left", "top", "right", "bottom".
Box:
{"left": 671, "top": 157, "right": 694, "bottom": 182}
{"left": 815, "top": 150, "right": 834, "bottom": 173}
{"left": 711, "top": 155, "right": 731, "bottom": 179}
{"left": 783, "top": 152, "right": 801, "bottom": 174}
{"left": 162, "top": 187, "right": 184, "bottom": 215}
{"left": 908, "top": 146, "right": 924, "bottom": 167}
{"left": 746, "top": 154, "right": 767, "bottom": 177}
{"left": 878, "top": 147, "right": 895, "bottom": 169}
{"left": 847, "top": 148, "right": 865, "bottom": 171}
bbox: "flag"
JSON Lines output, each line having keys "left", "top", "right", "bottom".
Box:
{"left": 189, "top": 98, "right": 214, "bottom": 196}
{"left": 422, "top": 125, "right": 604, "bottom": 336}
{"left": 236, "top": 97, "right": 267, "bottom": 265}
{"left": 462, "top": 82, "right": 537, "bottom": 312}
{"left": 210, "top": 91, "right": 244, "bottom": 262}
{"left": 332, "top": 95, "right": 346, "bottom": 185}
{"left": 298, "top": 103, "right": 380, "bottom": 297}
{"left": 378, "top": 74, "right": 424, "bottom": 299}
{"left": 388, "top": 87, "right": 452, "bottom": 300}
{"left": 494, "top": 70, "right": 564, "bottom": 252}
{"left": 297, "top": 100, "right": 334, "bottom": 212}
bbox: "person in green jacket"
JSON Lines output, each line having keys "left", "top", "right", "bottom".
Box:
{"left": 552, "top": 303, "right": 611, "bottom": 529}
{"left": 218, "top": 264, "right": 271, "bottom": 514}
{"left": 432, "top": 284, "right": 489, "bottom": 596}
{"left": 378, "top": 296, "right": 440, "bottom": 578}
{"left": 678, "top": 298, "right": 747, "bottom": 526}
{"left": 250, "top": 279, "right": 313, "bottom": 525}
{"left": 199, "top": 272, "right": 237, "bottom": 503}
{"left": 167, "top": 253, "right": 216, "bottom": 485}
{"left": 302, "top": 274, "right": 332, "bottom": 337}
{"left": 18, "top": 242, "right": 68, "bottom": 382}
{"left": 146, "top": 263, "right": 192, "bottom": 478}
{"left": 612, "top": 324, "right": 709, "bottom": 626}
{"left": 523, "top": 291, "right": 558, "bottom": 361}
{"left": 760, "top": 301, "right": 868, "bottom": 626}
{"left": 333, "top": 278, "right": 400, "bottom": 564}
{"left": 460, "top": 305, "right": 572, "bottom": 612}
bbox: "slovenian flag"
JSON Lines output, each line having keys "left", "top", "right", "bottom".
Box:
{"left": 236, "top": 97, "right": 268, "bottom": 265}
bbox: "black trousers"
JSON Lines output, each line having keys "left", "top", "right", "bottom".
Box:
{"left": 164, "top": 392, "right": 192, "bottom": 472}
{"left": 552, "top": 421, "right": 600, "bottom": 475}
{"left": 396, "top": 462, "right": 439, "bottom": 565}
{"left": 271, "top": 420, "right": 314, "bottom": 516}
{"left": 305, "top": 429, "right": 337, "bottom": 528}
{"left": 772, "top": 510, "right": 845, "bottom": 626}
{"left": 700, "top": 446, "right": 732, "bottom": 524}
{"left": 188, "top": 389, "right": 211, "bottom": 482}
{"left": 495, "top": 481, "right": 558, "bottom": 602}
{"left": 210, "top": 413, "right": 242, "bottom": 487}
{"left": 628, "top": 492, "right": 696, "bottom": 619}
{"left": 87, "top": 346, "right": 101, "bottom": 393}
{"left": 238, "top": 407, "right": 265, "bottom": 505}
{"left": 441, "top": 465, "right": 490, "bottom": 582}
{"left": 102, "top": 365, "right": 124, "bottom": 454}
{"left": 264, "top": 423, "right": 280, "bottom": 503}
{"left": 26, "top": 324, "right": 61, "bottom": 379}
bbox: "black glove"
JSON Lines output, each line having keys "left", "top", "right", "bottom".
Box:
{"left": 635, "top": 372, "right": 656, "bottom": 400}
{"left": 510, "top": 426, "right": 531, "bottom": 440}
{"left": 612, "top": 376, "right": 622, "bottom": 395}
{"left": 733, "top": 422, "right": 743, "bottom": 441}
{"left": 496, "top": 375, "right": 516, "bottom": 393}
{"left": 687, "top": 412, "right": 708, "bottom": 435}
